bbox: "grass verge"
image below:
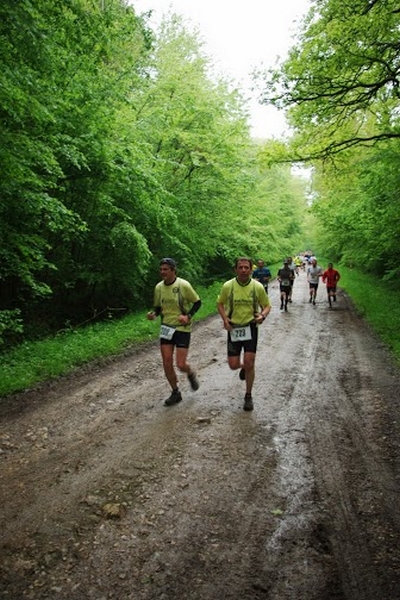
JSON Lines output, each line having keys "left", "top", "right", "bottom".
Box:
{"left": 338, "top": 265, "right": 400, "bottom": 363}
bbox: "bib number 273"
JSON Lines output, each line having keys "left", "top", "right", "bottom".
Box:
{"left": 230, "top": 325, "right": 251, "bottom": 342}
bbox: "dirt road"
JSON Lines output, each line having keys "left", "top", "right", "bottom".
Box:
{"left": 1, "top": 272, "right": 400, "bottom": 600}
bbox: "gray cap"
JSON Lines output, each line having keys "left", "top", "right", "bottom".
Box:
{"left": 160, "top": 257, "right": 176, "bottom": 268}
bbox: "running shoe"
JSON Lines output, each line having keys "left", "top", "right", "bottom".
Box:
{"left": 309, "top": 297, "right": 312, "bottom": 303}
{"left": 239, "top": 367, "right": 246, "bottom": 381}
{"left": 243, "top": 393, "right": 254, "bottom": 411}
{"left": 164, "top": 389, "right": 182, "bottom": 406}
{"left": 187, "top": 372, "right": 199, "bottom": 391}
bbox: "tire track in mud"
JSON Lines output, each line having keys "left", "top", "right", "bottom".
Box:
{"left": 304, "top": 341, "right": 383, "bottom": 599}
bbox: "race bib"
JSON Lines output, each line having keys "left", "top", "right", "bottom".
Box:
{"left": 160, "top": 324, "right": 175, "bottom": 340}
{"left": 230, "top": 325, "right": 252, "bottom": 342}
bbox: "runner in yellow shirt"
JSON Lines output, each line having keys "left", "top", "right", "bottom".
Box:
{"left": 147, "top": 258, "right": 201, "bottom": 406}
{"left": 217, "top": 257, "right": 271, "bottom": 411}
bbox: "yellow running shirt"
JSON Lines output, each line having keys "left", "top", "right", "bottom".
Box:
{"left": 217, "top": 278, "right": 269, "bottom": 326}
{"left": 154, "top": 277, "right": 200, "bottom": 332}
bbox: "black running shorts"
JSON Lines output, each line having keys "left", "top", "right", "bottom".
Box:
{"left": 227, "top": 323, "right": 258, "bottom": 356}
{"left": 160, "top": 330, "right": 191, "bottom": 348}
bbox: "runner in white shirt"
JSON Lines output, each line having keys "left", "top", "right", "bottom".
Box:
{"left": 307, "top": 258, "right": 324, "bottom": 305}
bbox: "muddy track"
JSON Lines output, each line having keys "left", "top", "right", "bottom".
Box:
{"left": 1, "top": 272, "right": 400, "bottom": 599}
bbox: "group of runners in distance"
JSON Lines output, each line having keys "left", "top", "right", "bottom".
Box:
{"left": 275, "top": 253, "right": 341, "bottom": 311}
{"left": 147, "top": 254, "right": 340, "bottom": 412}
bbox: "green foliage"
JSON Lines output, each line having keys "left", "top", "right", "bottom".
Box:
{"left": 0, "top": 309, "right": 24, "bottom": 345}
{"left": 0, "top": 1, "right": 308, "bottom": 342}
{"left": 126, "top": 13, "right": 259, "bottom": 278}
{"left": 257, "top": 0, "right": 400, "bottom": 160}
{"left": 250, "top": 152, "right": 308, "bottom": 261}
{"left": 0, "top": 0, "right": 150, "bottom": 312}
{"left": 311, "top": 139, "right": 400, "bottom": 276}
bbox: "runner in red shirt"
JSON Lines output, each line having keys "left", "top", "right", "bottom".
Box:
{"left": 322, "top": 263, "right": 341, "bottom": 308}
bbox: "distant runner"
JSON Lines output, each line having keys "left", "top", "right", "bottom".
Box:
{"left": 277, "top": 260, "right": 294, "bottom": 312}
{"left": 307, "top": 258, "right": 324, "bottom": 305}
{"left": 252, "top": 259, "right": 271, "bottom": 294}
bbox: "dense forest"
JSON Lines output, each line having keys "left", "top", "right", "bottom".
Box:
{"left": 0, "top": 0, "right": 306, "bottom": 345}
{"left": 1, "top": 0, "right": 399, "bottom": 347}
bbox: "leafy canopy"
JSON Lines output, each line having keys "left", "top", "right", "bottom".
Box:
{"left": 257, "top": 0, "right": 400, "bottom": 160}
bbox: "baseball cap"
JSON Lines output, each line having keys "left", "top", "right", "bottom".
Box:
{"left": 159, "top": 257, "right": 176, "bottom": 268}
